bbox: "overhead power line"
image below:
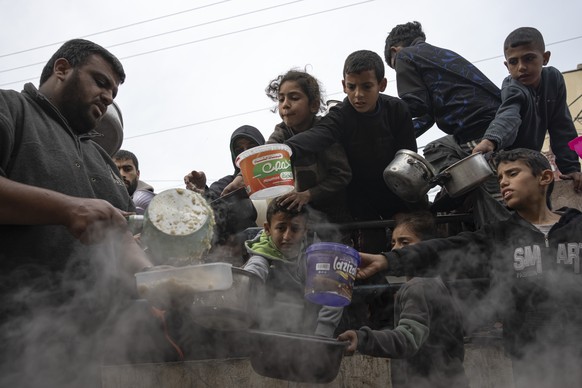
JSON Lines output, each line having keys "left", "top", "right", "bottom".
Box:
{"left": 0, "top": 0, "right": 372, "bottom": 87}
{"left": 0, "top": 0, "right": 306, "bottom": 74}
{"left": 0, "top": 0, "right": 234, "bottom": 59}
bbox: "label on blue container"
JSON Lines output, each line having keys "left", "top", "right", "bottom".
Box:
{"left": 304, "top": 247, "right": 359, "bottom": 307}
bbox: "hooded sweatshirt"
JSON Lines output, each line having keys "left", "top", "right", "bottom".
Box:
{"left": 381, "top": 208, "right": 582, "bottom": 360}
{"left": 205, "top": 125, "right": 265, "bottom": 245}
{"left": 243, "top": 230, "right": 342, "bottom": 337}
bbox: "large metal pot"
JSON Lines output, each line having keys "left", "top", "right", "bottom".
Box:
{"left": 140, "top": 188, "right": 215, "bottom": 265}
{"left": 248, "top": 329, "right": 348, "bottom": 383}
{"left": 431, "top": 152, "right": 494, "bottom": 198}
{"left": 190, "top": 267, "right": 263, "bottom": 331}
{"left": 92, "top": 101, "right": 123, "bottom": 156}
{"left": 383, "top": 149, "right": 436, "bottom": 202}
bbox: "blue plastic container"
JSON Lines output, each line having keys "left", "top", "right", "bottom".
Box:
{"left": 304, "top": 242, "right": 361, "bottom": 307}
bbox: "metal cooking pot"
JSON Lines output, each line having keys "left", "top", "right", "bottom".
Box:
{"left": 190, "top": 267, "right": 263, "bottom": 331}
{"left": 248, "top": 329, "right": 348, "bottom": 383}
{"left": 140, "top": 188, "right": 215, "bottom": 265}
{"left": 383, "top": 149, "right": 436, "bottom": 203}
{"left": 430, "top": 152, "right": 494, "bottom": 198}
{"left": 92, "top": 101, "right": 123, "bottom": 156}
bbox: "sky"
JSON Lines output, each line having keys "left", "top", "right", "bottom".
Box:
{"left": 1, "top": 0, "right": 581, "bottom": 193}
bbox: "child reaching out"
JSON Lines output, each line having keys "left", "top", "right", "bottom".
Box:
{"left": 473, "top": 27, "right": 582, "bottom": 192}
{"left": 243, "top": 200, "right": 342, "bottom": 337}
{"left": 356, "top": 148, "right": 582, "bottom": 388}
{"left": 338, "top": 211, "right": 469, "bottom": 388}
{"left": 265, "top": 69, "right": 352, "bottom": 230}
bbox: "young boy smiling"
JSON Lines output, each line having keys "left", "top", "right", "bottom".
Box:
{"left": 356, "top": 148, "right": 582, "bottom": 388}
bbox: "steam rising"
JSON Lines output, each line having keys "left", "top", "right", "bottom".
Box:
{"left": 0, "top": 231, "right": 148, "bottom": 388}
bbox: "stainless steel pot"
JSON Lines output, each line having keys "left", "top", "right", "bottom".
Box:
{"left": 431, "top": 152, "right": 494, "bottom": 198}
{"left": 190, "top": 267, "right": 263, "bottom": 331}
{"left": 92, "top": 101, "right": 123, "bottom": 156}
{"left": 140, "top": 188, "right": 215, "bottom": 265}
{"left": 383, "top": 149, "right": 436, "bottom": 202}
{"left": 248, "top": 329, "right": 348, "bottom": 383}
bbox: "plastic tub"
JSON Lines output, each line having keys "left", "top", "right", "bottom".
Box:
{"left": 568, "top": 136, "right": 582, "bottom": 158}
{"left": 135, "top": 263, "right": 233, "bottom": 308}
{"left": 235, "top": 144, "right": 294, "bottom": 200}
{"left": 304, "top": 242, "right": 361, "bottom": 307}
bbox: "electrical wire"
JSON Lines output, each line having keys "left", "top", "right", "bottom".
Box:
{"left": 0, "top": 0, "right": 306, "bottom": 74}
{"left": 0, "top": 0, "right": 234, "bottom": 59}
{"left": 0, "top": 0, "right": 373, "bottom": 87}
{"left": 1, "top": 2, "right": 581, "bottom": 143}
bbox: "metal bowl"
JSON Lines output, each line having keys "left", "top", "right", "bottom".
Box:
{"left": 248, "top": 329, "right": 348, "bottom": 383}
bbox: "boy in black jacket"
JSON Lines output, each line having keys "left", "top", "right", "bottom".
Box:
{"left": 473, "top": 27, "right": 582, "bottom": 192}
{"left": 357, "top": 148, "right": 582, "bottom": 388}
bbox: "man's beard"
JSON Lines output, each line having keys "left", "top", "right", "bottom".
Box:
{"left": 59, "top": 71, "right": 100, "bottom": 134}
{"left": 127, "top": 179, "right": 138, "bottom": 196}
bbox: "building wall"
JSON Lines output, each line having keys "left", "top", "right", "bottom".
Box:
{"left": 543, "top": 64, "right": 582, "bottom": 175}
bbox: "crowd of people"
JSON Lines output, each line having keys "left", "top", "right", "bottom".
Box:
{"left": 0, "top": 20, "right": 581, "bottom": 388}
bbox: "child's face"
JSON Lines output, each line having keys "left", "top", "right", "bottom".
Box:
{"left": 278, "top": 80, "right": 319, "bottom": 133}
{"left": 504, "top": 43, "right": 550, "bottom": 88}
{"left": 497, "top": 160, "right": 550, "bottom": 210}
{"left": 342, "top": 70, "right": 387, "bottom": 113}
{"left": 391, "top": 224, "right": 422, "bottom": 250}
{"left": 264, "top": 212, "right": 307, "bottom": 258}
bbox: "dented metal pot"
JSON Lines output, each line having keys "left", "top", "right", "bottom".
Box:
{"left": 383, "top": 149, "right": 436, "bottom": 202}
{"left": 431, "top": 152, "right": 494, "bottom": 198}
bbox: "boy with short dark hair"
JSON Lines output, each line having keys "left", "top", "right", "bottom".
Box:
{"left": 474, "top": 27, "right": 582, "bottom": 192}
{"left": 285, "top": 49, "right": 419, "bottom": 250}
{"left": 243, "top": 200, "right": 342, "bottom": 337}
{"left": 357, "top": 148, "right": 582, "bottom": 387}
{"left": 384, "top": 21, "right": 508, "bottom": 220}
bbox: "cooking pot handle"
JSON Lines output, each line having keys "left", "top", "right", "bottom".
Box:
{"left": 429, "top": 171, "right": 452, "bottom": 187}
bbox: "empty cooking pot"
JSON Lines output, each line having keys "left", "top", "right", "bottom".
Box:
{"left": 430, "top": 152, "right": 494, "bottom": 198}
{"left": 383, "top": 149, "right": 436, "bottom": 203}
{"left": 248, "top": 329, "right": 348, "bottom": 383}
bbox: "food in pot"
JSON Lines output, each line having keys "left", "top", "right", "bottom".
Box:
{"left": 141, "top": 188, "right": 215, "bottom": 265}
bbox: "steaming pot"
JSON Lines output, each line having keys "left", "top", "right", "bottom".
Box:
{"left": 190, "top": 267, "right": 263, "bottom": 330}
{"left": 430, "top": 152, "right": 494, "bottom": 198}
{"left": 383, "top": 149, "right": 436, "bottom": 203}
